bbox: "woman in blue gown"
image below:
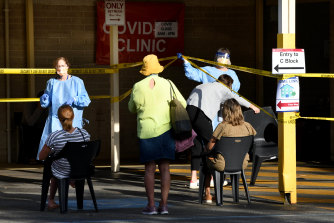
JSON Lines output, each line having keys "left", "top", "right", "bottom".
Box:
{"left": 37, "top": 57, "right": 91, "bottom": 160}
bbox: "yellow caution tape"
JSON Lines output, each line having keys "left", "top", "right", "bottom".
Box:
{"left": 0, "top": 68, "right": 118, "bottom": 75}
{"left": 182, "top": 55, "right": 334, "bottom": 123}
{"left": 295, "top": 113, "right": 334, "bottom": 122}
{"left": 184, "top": 56, "right": 278, "bottom": 79}
{"left": 0, "top": 98, "right": 40, "bottom": 102}
{"left": 2, "top": 56, "right": 334, "bottom": 80}
{"left": 184, "top": 56, "right": 334, "bottom": 80}
{"left": 2, "top": 55, "right": 334, "bottom": 123}
{"left": 0, "top": 58, "right": 176, "bottom": 103}
{"left": 0, "top": 91, "right": 132, "bottom": 103}
{"left": 282, "top": 73, "right": 334, "bottom": 79}
{"left": 183, "top": 55, "right": 269, "bottom": 117}
{"left": 0, "top": 57, "right": 176, "bottom": 75}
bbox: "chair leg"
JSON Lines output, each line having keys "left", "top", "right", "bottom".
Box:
{"left": 58, "top": 178, "right": 69, "bottom": 213}
{"left": 87, "top": 177, "right": 98, "bottom": 212}
{"left": 241, "top": 170, "right": 251, "bottom": 204}
{"left": 212, "top": 170, "right": 222, "bottom": 206}
{"left": 231, "top": 175, "right": 235, "bottom": 202}
{"left": 231, "top": 174, "right": 240, "bottom": 203}
{"left": 75, "top": 179, "right": 85, "bottom": 210}
{"left": 250, "top": 156, "right": 265, "bottom": 185}
{"left": 40, "top": 174, "right": 51, "bottom": 211}
{"left": 198, "top": 166, "right": 206, "bottom": 204}
{"left": 222, "top": 173, "right": 225, "bottom": 205}
{"left": 235, "top": 174, "right": 240, "bottom": 203}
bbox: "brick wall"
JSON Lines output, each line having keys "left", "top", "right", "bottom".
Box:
{"left": 0, "top": 0, "right": 258, "bottom": 163}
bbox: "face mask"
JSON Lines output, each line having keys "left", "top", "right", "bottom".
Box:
{"left": 57, "top": 67, "right": 68, "bottom": 74}
{"left": 216, "top": 52, "right": 231, "bottom": 65}
{"left": 217, "top": 57, "right": 231, "bottom": 66}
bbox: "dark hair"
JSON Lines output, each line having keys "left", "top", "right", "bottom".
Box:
{"left": 218, "top": 74, "right": 233, "bottom": 88}
{"left": 57, "top": 105, "right": 74, "bottom": 131}
{"left": 222, "top": 98, "right": 244, "bottom": 126}
{"left": 53, "top": 57, "right": 70, "bottom": 68}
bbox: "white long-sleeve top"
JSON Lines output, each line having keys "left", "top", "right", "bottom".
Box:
{"left": 187, "top": 82, "right": 250, "bottom": 122}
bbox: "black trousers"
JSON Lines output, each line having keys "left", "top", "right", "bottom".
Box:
{"left": 186, "top": 105, "right": 213, "bottom": 171}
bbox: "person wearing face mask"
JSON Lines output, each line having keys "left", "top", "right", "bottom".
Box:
{"left": 177, "top": 48, "right": 241, "bottom": 189}
{"left": 36, "top": 57, "right": 91, "bottom": 160}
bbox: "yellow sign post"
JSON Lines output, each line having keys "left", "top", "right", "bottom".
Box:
{"left": 277, "top": 0, "right": 297, "bottom": 204}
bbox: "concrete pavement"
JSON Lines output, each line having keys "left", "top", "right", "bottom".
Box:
{"left": 1, "top": 162, "right": 334, "bottom": 222}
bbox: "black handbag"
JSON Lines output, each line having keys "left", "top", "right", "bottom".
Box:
{"left": 168, "top": 80, "right": 192, "bottom": 140}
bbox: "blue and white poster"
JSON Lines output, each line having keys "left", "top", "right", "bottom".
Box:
{"left": 276, "top": 77, "right": 300, "bottom": 112}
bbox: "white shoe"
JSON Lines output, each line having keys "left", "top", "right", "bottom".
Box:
{"left": 189, "top": 181, "right": 199, "bottom": 189}
{"left": 210, "top": 180, "right": 228, "bottom": 187}
{"left": 203, "top": 199, "right": 212, "bottom": 204}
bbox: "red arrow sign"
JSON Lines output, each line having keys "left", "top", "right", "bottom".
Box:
{"left": 277, "top": 101, "right": 299, "bottom": 109}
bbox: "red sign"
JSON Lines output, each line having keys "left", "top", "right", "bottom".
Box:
{"left": 277, "top": 101, "right": 299, "bottom": 109}
{"left": 96, "top": 2, "right": 184, "bottom": 64}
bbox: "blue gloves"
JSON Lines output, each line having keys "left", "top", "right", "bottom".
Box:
{"left": 40, "top": 93, "right": 49, "bottom": 102}
{"left": 65, "top": 97, "right": 75, "bottom": 105}
{"left": 177, "top": 53, "right": 189, "bottom": 64}
{"left": 177, "top": 53, "right": 183, "bottom": 60}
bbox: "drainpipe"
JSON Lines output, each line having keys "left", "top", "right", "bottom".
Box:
{"left": 4, "top": 0, "right": 11, "bottom": 163}
{"left": 26, "top": 0, "right": 35, "bottom": 97}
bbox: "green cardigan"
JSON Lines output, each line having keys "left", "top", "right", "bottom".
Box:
{"left": 128, "top": 74, "right": 187, "bottom": 139}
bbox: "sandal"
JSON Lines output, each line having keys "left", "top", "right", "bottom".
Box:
{"left": 47, "top": 199, "right": 59, "bottom": 210}
{"left": 70, "top": 180, "right": 76, "bottom": 188}
{"left": 47, "top": 203, "right": 59, "bottom": 210}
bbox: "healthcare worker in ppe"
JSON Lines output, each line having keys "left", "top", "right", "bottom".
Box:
{"left": 177, "top": 48, "right": 240, "bottom": 189}
{"left": 36, "top": 57, "right": 91, "bottom": 160}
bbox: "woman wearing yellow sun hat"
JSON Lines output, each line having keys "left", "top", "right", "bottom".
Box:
{"left": 129, "top": 54, "right": 186, "bottom": 215}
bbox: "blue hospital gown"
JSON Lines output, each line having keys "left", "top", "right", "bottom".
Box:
{"left": 36, "top": 76, "right": 91, "bottom": 159}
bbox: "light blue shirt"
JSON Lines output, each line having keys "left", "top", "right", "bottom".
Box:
{"left": 184, "top": 63, "right": 240, "bottom": 92}
{"left": 37, "top": 76, "right": 91, "bottom": 159}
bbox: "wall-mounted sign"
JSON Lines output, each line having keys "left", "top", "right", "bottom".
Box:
{"left": 272, "top": 49, "right": 305, "bottom": 74}
{"left": 105, "top": 0, "right": 125, "bottom": 26}
{"left": 97, "top": 2, "right": 184, "bottom": 64}
{"left": 276, "top": 77, "right": 300, "bottom": 112}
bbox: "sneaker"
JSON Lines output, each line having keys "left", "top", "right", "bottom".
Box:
{"left": 223, "top": 180, "right": 228, "bottom": 187}
{"left": 189, "top": 180, "right": 199, "bottom": 189}
{"left": 203, "top": 199, "right": 212, "bottom": 204}
{"left": 158, "top": 205, "right": 169, "bottom": 215}
{"left": 142, "top": 206, "right": 157, "bottom": 215}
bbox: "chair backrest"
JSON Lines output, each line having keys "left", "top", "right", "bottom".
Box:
{"left": 243, "top": 106, "right": 278, "bottom": 143}
{"left": 59, "top": 140, "right": 101, "bottom": 179}
{"left": 213, "top": 136, "right": 253, "bottom": 173}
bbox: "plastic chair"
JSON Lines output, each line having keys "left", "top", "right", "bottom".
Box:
{"left": 243, "top": 106, "right": 278, "bottom": 185}
{"left": 40, "top": 139, "right": 101, "bottom": 213}
{"left": 199, "top": 136, "right": 253, "bottom": 206}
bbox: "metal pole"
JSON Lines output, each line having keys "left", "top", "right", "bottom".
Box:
{"left": 26, "top": 0, "right": 35, "bottom": 97}
{"left": 256, "top": 0, "right": 264, "bottom": 106}
{"left": 110, "top": 25, "right": 120, "bottom": 172}
{"left": 4, "top": 0, "right": 11, "bottom": 163}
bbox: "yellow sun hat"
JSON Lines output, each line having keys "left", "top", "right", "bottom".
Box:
{"left": 140, "top": 54, "right": 164, "bottom": 76}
